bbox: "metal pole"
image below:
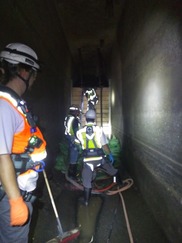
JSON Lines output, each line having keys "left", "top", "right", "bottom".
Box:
{"left": 97, "top": 47, "right": 103, "bottom": 127}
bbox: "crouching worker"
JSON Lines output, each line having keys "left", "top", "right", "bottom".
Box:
{"left": 76, "top": 109, "right": 118, "bottom": 206}
{"left": 0, "top": 43, "right": 47, "bottom": 243}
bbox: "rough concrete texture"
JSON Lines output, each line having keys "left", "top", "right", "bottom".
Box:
{"left": 111, "top": 0, "right": 182, "bottom": 242}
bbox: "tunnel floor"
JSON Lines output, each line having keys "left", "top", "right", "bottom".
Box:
{"left": 29, "top": 169, "right": 169, "bottom": 243}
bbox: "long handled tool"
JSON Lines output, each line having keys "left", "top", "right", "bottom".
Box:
{"left": 43, "top": 169, "right": 80, "bottom": 243}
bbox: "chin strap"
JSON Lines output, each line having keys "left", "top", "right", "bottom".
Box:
{"left": 16, "top": 70, "right": 34, "bottom": 93}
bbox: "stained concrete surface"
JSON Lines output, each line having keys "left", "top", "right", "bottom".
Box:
{"left": 29, "top": 170, "right": 169, "bottom": 243}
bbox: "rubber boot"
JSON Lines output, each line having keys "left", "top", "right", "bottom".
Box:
{"left": 68, "top": 164, "right": 77, "bottom": 179}
{"left": 83, "top": 187, "right": 91, "bottom": 206}
{"left": 79, "top": 187, "right": 91, "bottom": 206}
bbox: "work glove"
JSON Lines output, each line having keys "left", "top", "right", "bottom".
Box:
{"left": 9, "top": 196, "right": 29, "bottom": 226}
{"left": 108, "top": 153, "right": 114, "bottom": 165}
{"left": 17, "top": 169, "right": 39, "bottom": 192}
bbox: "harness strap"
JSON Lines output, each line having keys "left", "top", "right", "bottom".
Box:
{"left": 20, "top": 190, "right": 36, "bottom": 203}
{"left": 0, "top": 85, "right": 36, "bottom": 128}
{"left": 11, "top": 154, "right": 33, "bottom": 176}
{"left": 0, "top": 84, "right": 21, "bottom": 101}
{"left": 86, "top": 125, "right": 98, "bottom": 149}
{"left": 86, "top": 136, "right": 98, "bottom": 149}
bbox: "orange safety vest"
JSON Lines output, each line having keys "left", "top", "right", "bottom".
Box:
{"left": 0, "top": 88, "right": 47, "bottom": 162}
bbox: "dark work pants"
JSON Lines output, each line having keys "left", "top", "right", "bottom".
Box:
{"left": 0, "top": 195, "right": 32, "bottom": 243}
{"left": 66, "top": 135, "right": 79, "bottom": 164}
{"left": 82, "top": 158, "right": 118, "bottom": 188}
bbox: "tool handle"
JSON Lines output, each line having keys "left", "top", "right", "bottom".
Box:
{"left": 43, "top": 169, "right": 64, "bottom": 236}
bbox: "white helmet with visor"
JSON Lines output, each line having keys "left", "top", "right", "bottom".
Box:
{"left": 0, "top": 43, "right": 40, "bottom": 70}
{"left": 85, "top": 109, "right": 96, "bottom": 119}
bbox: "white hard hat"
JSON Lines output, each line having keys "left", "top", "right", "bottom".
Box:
{"left": 85, "top": 109, "right": 96, "bottom": 119}
{"left": 0, "top": 43, "right": 40, "bottom": 70}
{"left": 69, "top": 104, "right": 80, "bottom": 111}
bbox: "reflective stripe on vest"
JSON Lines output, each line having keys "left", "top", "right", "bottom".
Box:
{"left": 83, "top": 156, "right": 103, "bottom": 162}
{"left": 64, "top": 115, "right": 75, "bottom": 136}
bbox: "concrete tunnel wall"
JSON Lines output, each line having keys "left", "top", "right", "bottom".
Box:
{"left": 0, "top": 1, "right": 73, "bottom": 170}
{"left": 110, "top": 0, "right": 182, "bottom": 242}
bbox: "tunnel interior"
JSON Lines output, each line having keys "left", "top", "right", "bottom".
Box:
{"left": 0, "top": 0, "right": 182, "bottom": 242}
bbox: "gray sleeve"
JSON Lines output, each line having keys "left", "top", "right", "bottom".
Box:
{"left": 0, "top": 100, "right": 24, "bottom": 154}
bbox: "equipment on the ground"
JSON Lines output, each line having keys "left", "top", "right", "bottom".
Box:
{"left": 43, "top": 169, "right": 80, "bottom": 243}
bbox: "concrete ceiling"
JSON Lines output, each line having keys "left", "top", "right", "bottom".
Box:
{"left": 53, "top": 0, "right": 124, "bottom": 86}
{"left": 0, "top": 0, "right": 124, "bottom": 87}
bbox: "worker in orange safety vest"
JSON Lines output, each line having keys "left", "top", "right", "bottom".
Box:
{"left": 0, "top": 43, "right": 47, "bottom": 243}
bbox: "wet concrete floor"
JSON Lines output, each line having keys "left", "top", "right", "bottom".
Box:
{"left": 29, "top": 170, "right": 169, "bottom": 243}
